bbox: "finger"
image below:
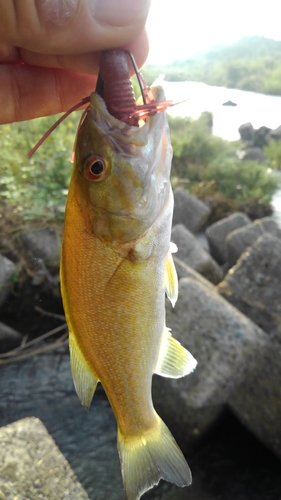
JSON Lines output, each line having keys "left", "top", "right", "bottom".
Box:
{"left": 0, "top": 42, "right": 20, "bottom": 62}
{"left": 19, "top": 29, "right": 149, "bottom": 74}
{"left": 0, "top": 0, "right": 151, "bottom": 55}
{"left": 0, "top": 64, "right": 97, "bottom": 124}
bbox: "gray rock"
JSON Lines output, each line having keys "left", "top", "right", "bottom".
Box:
{"left": 242, "top": 147, "right": 267, "bottom": 163}
{"left": 219, "top": 233, "right": 281, "bottom": 340}
{"left": 254, "top": 126, "right": 271, "bottom": 148}
{"left": 31, "top": 257, "right": 60, "bottom": 286}
{"left": 238, "top": 122, "right": 255, "bottom": 146}
{"left": 0, "top": 348, "right": 125, "bottom": 500}
{"left": 173, "top": 256, "right": 213, "bottom": 289}
{"left": 260, "top": 216, "right": 281, "bottom": 237}
{"left": 0, "top": 322, "right": 22, "bottom": 353}
{"left": 229, "top": 341, "right": 281, "bottom": 459}
{"left": 226, "top": 216, "right": 281, "bottom": 267}
{"left": 226, "top": 222, "right": 261, "bottom": 267}
{"left": 172, "top": 225, "right": 222, "bottom": 284}
{"left": 173, "top": 188, "right": 210, "bottom": 233}
{"left": 0, "top": 254, "right": 16, "bottom": 309}
{"left": 0, "top": 348, "right": 194, "bottom": 500}
{"left": 0, "top": 417, "right": 89, "bottom": 499}
{"left": 21, "top": 229, "right": 61, "bottom": 267}
{"left": 194, "top": 231, "right": 210, "bottom": 252}
{"left": 222, "top": 100, "right": 237, "bottom": 107}
{"left": 154, "top": 278, "right": 267, "bottom": 446}
{"left": 270, "top": 124, "right": 281, "bottom": 140}
{"left": 206, "top": 212, "right": 251, "bottom": 264}
{"left": 0, "top": 296, "right": 277, "bottom": 496}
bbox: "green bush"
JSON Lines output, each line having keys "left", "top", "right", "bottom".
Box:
{"left": 0, "top": 113, "right": 80, "bottom": 220}
{"left": 169, "top": 115, "right": 231, "bottom": 178}
{"left": 0, "top": 110, "right": 279, "bottom": 224}
{"left": 264, "top": 140, "right": 281, "bottom": 170}
{"left": 203, "top": 157, "right": 277, "bottom": 203}
{"left": 169, "top": 115, "right": 279, "bottom": 219}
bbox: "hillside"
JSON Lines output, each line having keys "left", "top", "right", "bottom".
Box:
{"left": 143, "top": 36, "right": 281, "bottom": 95}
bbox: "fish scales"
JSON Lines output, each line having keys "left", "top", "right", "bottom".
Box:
{"left": 62, "top": 163, "right": 169, "bottom": 434}
{"left": 61, "top": 59, "right": 197, "bottom": 500}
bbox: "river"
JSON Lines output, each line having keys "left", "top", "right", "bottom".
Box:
{"left": 157, "top": 78, "right": 281, "bottom": 142}
{"left": 157, "top": 79, "right": 281, "bottom": 225}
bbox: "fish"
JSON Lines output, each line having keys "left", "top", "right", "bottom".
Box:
{"left": 60, "top": 49, "right": 197, "bottom": 500}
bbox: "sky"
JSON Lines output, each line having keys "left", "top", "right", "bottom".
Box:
{"left": 146, "top": 0, "right": 281, "bottom": 64}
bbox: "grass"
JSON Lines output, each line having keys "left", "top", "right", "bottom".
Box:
{"left": 0, "top": 111, "right": 279, "bottom": 225}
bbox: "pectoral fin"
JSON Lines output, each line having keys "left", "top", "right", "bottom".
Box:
{"left": 164, "top": 243, "right": 178, "bottom": 307}
{"left": 69, "top": 331, "right": 99, "bottom": 410}
{"left": 154, "top": 327, "right": 197, "bottom": 378}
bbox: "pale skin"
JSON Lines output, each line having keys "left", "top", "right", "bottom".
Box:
{"left": 0, "top": 0, "right": 150, "bottom": 124}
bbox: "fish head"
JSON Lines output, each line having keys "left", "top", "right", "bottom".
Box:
{"left": 73, "top": 86, "right": 173, "bottom": 249}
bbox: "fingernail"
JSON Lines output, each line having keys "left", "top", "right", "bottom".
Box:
{"left": 91, "top": 0, "right": 150, "bottom": 26}
{"left": 36, "top": 0, "right": 78, "bottom": 27}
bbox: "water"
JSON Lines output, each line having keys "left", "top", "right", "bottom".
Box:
{"left": 156, "top": 78, "right": 281, "bottom": 141}
{"left": 156, "top": 78, "right": 281, "bottom": 224}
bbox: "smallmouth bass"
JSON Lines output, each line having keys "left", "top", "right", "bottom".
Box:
{"left": 60, "top": 50, "right": 197, "bottom": 500}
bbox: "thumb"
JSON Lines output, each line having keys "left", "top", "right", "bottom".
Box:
{"left": 0, "top": 0, "right": 151, "bottom": 54}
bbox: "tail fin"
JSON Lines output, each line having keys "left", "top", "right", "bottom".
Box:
{"left": 117, "top": 414, "right": 191, "bottom": 500}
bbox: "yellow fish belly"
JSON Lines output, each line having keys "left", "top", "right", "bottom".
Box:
{"left": 61, "top": 182, "right": 196, "bottom": 500}
{"left": 60, "top": 78, "right": 197, "bottom": 500}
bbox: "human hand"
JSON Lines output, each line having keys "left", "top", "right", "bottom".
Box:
{"left": 0, "top": 0, "right": 150, "bottom": 124}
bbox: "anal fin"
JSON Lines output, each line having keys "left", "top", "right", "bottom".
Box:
{"left": 164, "top": 243, "right": 178, "bottom": 307}
{"left": 154, "top": 327, "right": 197, "bottom": 378}
{"left": 69, "top": 331, "right": 99, "bottom": 410}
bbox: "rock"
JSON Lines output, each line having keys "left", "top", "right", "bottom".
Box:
{"left": 0, "top": 348, "right": 125, "bottom": 500}
{"left": 0, "top": 322, "right": 22, "bottom": 353}
{"left": 226, "top": 222, "right": 261, "bottom": 267}
{"left": 172, "top": 225, "right": 222, "bottom": 284}
{"left": 238, "top": 122, "right": 255, "bottom": 146}
{"left": 242, "top": 147, "right": 267, "bottom": 163}
{"left": 0, "top": 417, "right": 89, "bottom": 499}
{"left": 260, "top": 216, "right": 281, "bottom": 237}
{"left": 219, "top": 233, "right": 281, "bottom": 340}
{"left": 229, "top": 341, "right": 281, "bottom": 460}
{"left": 173, "top": 256, "right": 213, "bottom": 289}
{"left": 270, "top": 124, "right": 281, "bottom": 140}
{"left": 238, "top": 124, "right": 271, "bottom": 149}
{"left": 31, "top": 257, "right": 60, "bottom": 286}
{"left": 194, "top": 231, "right": 210, "bottom": 252}
{"left": 226, "top": 216, "right": 281, "bottom": 267}
{"left": 21, "top": 229, "right": 61, "bottom": 267}
{"left": 172, "top": 189, "right": 210, "bottom": 233}
{"left": 222, "top": 100, "right": 237, "bottom": 106}
{"left": 0, "top": 304, "right": 279, "bottom": 497}
{"left": 0, "top": 347, "right": 195, "bottom": 500}
{"left": 153, "top": 278, "right": 267, "bottom": 447}
{"left": 206, "top": 212, "right": 251, "bottom": 264}
{"left": 0, "top": 254, "right": 16, "bottom": 309}
{"left": 254, "top": 126, "right": 271, "bottom": 148}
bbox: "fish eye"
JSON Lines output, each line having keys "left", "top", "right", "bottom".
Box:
{"left": 84, "top": 155, "right": 107, "bottom": 181}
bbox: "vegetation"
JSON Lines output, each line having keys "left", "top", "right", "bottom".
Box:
{"left": 0, "top": 113, "right": 80, "bottom": 220}
{"left": 0, "top": 111, "right": 279, "bottom": 225}
{"left": 264, "top": 140, "right": 281, "bottom": 170}
{"left": 143, "top": 36, "right": 281, "bottom": 96}
{"left": 2, "top": 36, "right": 281, "bottom": 224}
{"left": 168, "top": 115, "right": 279, "bottom": 221}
